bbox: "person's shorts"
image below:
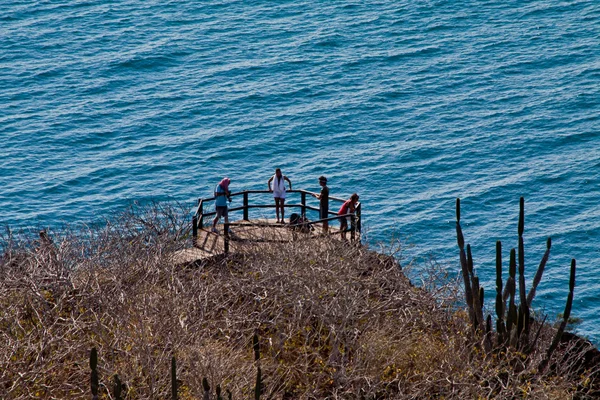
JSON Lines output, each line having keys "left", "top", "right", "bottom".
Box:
{"left": 339, "top": 216, "right": 349, "bottom": 227}
{"left": 273, "top": 190, "right": 286, "bottom": 199}
{"left": 215, "top": 206, "right": 228, "bottom": 218}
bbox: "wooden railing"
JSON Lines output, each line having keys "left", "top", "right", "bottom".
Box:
{"left": 192, "top": 189, "right": 361, "bottom": 252}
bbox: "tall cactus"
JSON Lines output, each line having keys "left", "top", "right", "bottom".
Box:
{"left": 495, "top": 241, "right": 506, "bottom": 345}
{"left": 484, "top": 314, "right": 493, "bottom": 353}
{"left": 253, "top": 333, "right": 262, "bottom": 400}
{"left": 255, "top": 367, "right": 262, "bottom": 400}
{"left": 90, "top": 348, "right": 99, "bottom": 400}
{"left": 527, "top": 237, "right": 551, "bottom": 307}
{"left": 468, "top": 245, "right": 485, "bottom": 331}
{"left": 172, "top": 356, "right": 178, "bottom": 400}
{"left": 505, "top": 249, "right": 518, "bottom": 345}
{"left": 539, "top": 259, "right": 577, "bottom": 372}
{"left": 517, "top": 197, "right": 530, "bottom": 342}
{"left": 455, "top": 197, "right": 575, "bottom": 359}
{"left": 113, "top": 374, "right": 123, "bottom": 400}
{"left": 202, "top": 377, "right": 210, "bottom": 400}
{"left": 456, "top": 199, "right": 476, "bottom": 329}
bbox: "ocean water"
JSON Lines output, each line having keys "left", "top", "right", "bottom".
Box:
{"left": 1, "top": 0, "right": 599, "bottom": 341}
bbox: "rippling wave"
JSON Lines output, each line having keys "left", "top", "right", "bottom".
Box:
{"left": 1, "top": 0, "right": 599, "bottom": 341}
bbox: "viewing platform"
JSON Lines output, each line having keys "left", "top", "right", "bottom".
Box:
{"left": 174, "top": 189, "right": 361, "bottom": 264}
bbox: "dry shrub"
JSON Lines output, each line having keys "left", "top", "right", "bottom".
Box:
{"left": 0, "top": 203, "right": 597, "bottom": 399}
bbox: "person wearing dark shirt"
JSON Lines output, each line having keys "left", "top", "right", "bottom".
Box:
{"left": 313, "top": 175, "right": 329, "bottom": 233}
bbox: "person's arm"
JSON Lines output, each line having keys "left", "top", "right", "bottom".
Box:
{"left": 267, "top": 176, "right": 274, "bottom": 191}
{"left": 284, "top": 176, "right": 292, "bottom": 190}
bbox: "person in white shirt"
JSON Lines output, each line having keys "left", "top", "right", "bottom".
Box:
{"left": 267, "top": 168, "right": 292, "bottom": 223}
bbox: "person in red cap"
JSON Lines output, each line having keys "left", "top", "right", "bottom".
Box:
{"left": 212, "top": 177, "right": 231, "bottom": 233}
{"left": 338, "top": 193, "right": 359, "bottom": 240}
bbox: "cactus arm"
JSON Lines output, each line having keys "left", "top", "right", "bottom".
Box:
{"left": 495, "top": 241, "right": 504, "bottom": 320}
{"left": 527, "top": 237, "right": 551, "bottom": 307}
{"left": 90, "top": 348, "right": 99, "bottom": 400}
{"left": 456, "top": 199, "right": 475, "bottom": 327}
{"left": 518, "top": 197, "right": 524, "bottom": 237}
{"left": 202, "top": 377, "right": 210, "bottom": 400}
{"left": 113, "top": 374, "right": 123, "bottom": 400}
{"left": 484, "top": 314, "right": 493, "bottom": 353}
{"left": 540, "top": 259, "right": 576, "bottom": 372}
{"left": 468, "top": 245, "right": 484, "bottom": 330}
{"left": 254, "top": 333, "right": 262, "bottom": 400}
{"left": 172, "top": 356, "right": 177, "bottom": 400}
{"left": 527, "top": 315, "right": 548, "bottom": 355}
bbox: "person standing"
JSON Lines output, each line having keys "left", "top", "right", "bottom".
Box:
{"left": 212, "top": 177, "right": 231, "bottom": 233}
{"left": 267, "top": 168, "right": 292, "bottom": 223}
{"left": 338, "top": 193, "right": 359, "bottom": 240}
{"left": 313, "top": 175, "right": 329, "bottom": 233}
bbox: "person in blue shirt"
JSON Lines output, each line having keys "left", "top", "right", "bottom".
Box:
{"left": 212, "top": 177, "right": 231, "bottom": 233}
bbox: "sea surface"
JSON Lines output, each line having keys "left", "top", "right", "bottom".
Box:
{"left": 1, "top": 0, "right": 599, "bottom": 342}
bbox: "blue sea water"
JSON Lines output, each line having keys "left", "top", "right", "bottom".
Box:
{"left": 1, "top": 0, "right": 599, "bottom": 341}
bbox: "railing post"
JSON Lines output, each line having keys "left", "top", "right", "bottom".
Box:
{"left": 300, "top": 191, "right": 306, "bottom": 219}
{"left": 356, "top": 203, "right": 361, "bottom": 234}
{"left": 243, "top": 191, "right": 249, "bottom": 221}
{"left": 351, "top": 214, "right": 356, "bottom": 242}
{"left": 224, "top": 223, "right": 230, "bottom": 254}
{"left": 198, "top": 199, "right": 204, "bottom": 228}
{"left": 192, "top": 215, "right": 198, "bottom": 241}
{"left": 322, "top": 190, "right": 329, "bottom": 233}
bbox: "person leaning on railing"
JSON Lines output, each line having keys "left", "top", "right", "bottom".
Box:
{"left": 212, "top": 177, "right": 231, "bottom": 234}
{"left": 338, "top": 193, "right": 359, "bottom": 240}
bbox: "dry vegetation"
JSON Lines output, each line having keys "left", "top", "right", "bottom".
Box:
{"left": 0, "top": 204, "right": 598, "bottom": 399}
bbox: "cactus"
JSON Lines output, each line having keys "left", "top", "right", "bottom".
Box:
{"left": 540, "top": 259, "right": 576, "bottom": 372}
{"left": 113, "top": 374, "right": 123, "bottom": 400}
{"left": 517, "top": 197, "right": 530, "bottom": 341}
{"left": 518, "top": 243, "right": 530, "bottom": 341}
{"left": 518, "top": 197, "right": 524, "bottom": 237}
{"left": 255, "top": 367, "right": 262, "bottom": 400}
{"left": 495, "top": 241, "right": 506, "bottom": 345}
{"left": 253, "top": 333, "right": 260, "bottom": 362}
{"left": 172, "top": 356, "right": 177, "bottom": 400}
{"left": 484, "top": 314, "right": 493, "bottom": 353}
{"left": 495, "top": 241, "right": 504, "bottom": 319}
{"left": 253, "top": 333, "right": 262, "bottom": 400}
{"left": 90, "top": 348, "right": 99, "bottom": 400}
{"left": 468, "top": 245, "right": 485, "bottom": 331}
{"left": 456, "top": 199, "right": 476, "bottom": 329}
{"left": 202, "top": 377, "right": 210, "bottom": 400}
{"left": 455, "top": 197, "right": 575, "bottom": 359}
{"left": 505, "top": 249, "right": 517, "bottom": 340}
{"left": 527, "top": 237, "right": 551, "bottom": 307}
